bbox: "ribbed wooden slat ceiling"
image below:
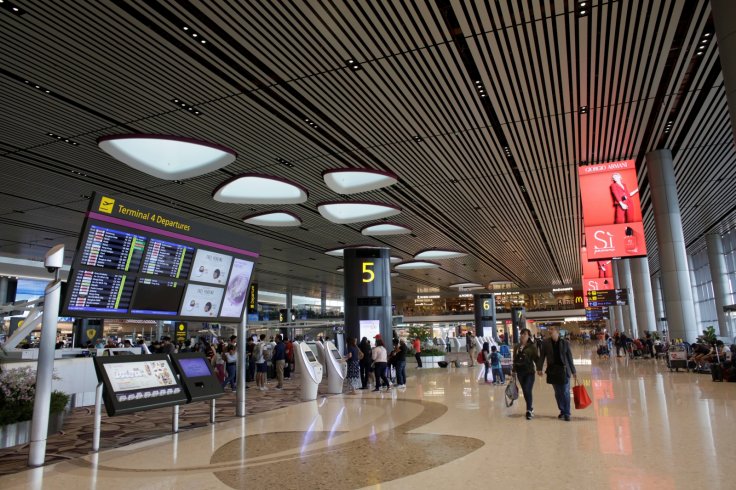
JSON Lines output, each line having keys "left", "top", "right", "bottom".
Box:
{"left": 0, "top": 0, "right": 732, "bottom": 300}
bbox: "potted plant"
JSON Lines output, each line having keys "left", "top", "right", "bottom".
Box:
{"left": 0, "top": 366, "right": 70, "bottom": 449}
{"left": 418, "top": 348, "right": 447, "bottom": 368}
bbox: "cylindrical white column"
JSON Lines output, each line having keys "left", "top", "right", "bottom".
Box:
{"left": 617, "top": 260, "right": 638, "bottom": 337}
{"left": 687, "top": 254, "right": 703, "bottom": 331}
{"left": 651, "top": 274, "right": 664, "bottom": 328}
{"left": 612, "top": 264, "right": 626, "bottom": 334}
{"left": 646, "top": 149, "right": 698, "bottom": 342}
{"left": 712, "top": 0, "right": 736, "bottom": 147}
{"left": 706, "top": 233, "right": 731, "bottom": 336}
{"left": 630, "top": 257, "right": 657, "bottom": 334}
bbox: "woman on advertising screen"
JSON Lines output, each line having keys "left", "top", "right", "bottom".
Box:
{"left": 610, "top": 173, "right": 639, "bottom": 224}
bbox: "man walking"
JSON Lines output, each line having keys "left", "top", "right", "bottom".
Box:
{"left": 466, "top": 331, "right": 476, "bottom": 367}
{"left": 272, "top": 334, "right": 286, "bottom": 390}
{"left": 413, "top": 337, "right": 423, "bottom": 368}
{"left": 537, "top": 326, "right": 577, "bottom": 421}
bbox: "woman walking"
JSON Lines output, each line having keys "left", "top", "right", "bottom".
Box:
{"left": 345, "top": 338, "right": 362, "bottom": 394}
{"left": 481, "top": 341, "right": 492, "bottom": 384}
{"left": 372, "top": 338, "right": 390, "bottom": 392}
{"left": 359, "top": 337, "right": 372, "bottom": 389}
{"left": 513, "top": 328, "right": 540, "bottom": 420}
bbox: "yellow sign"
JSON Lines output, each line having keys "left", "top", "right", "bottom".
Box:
{"left": 178, "top": 324, "right": 185, "bottom": 331}
{"left": 362, "top": 262, "right": 375, "bottom": 283}
{"left": 86, "top": 328, "right": 97, "bottom": 340}
{"left": 99, "top": 196, "right": 115, "bottom": 214}
{"left": 18, "top": 320, "right": 24, "bottom": 327}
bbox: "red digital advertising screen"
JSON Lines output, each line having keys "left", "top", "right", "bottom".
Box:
{"left": 581, "top": 275, "right": 615, "bottom": 308}
{"left": 580, "top": 247, "right": 613, "bottom": 279}
{"left": 579, "top": 160, "right": 647, "bottom": 259}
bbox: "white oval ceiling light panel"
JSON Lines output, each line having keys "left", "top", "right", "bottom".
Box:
{"left": 317, "top": 201, "right": 401, "bottom": 224}
{"left": 360, "top": 222, "right": 412, "bottom": 236}
{"left": 394, "top": 260, "right": 441, "bottom": 270}
{"left": 449, "top": 282, "right": 485, "bottom": 289}
{"left": 213, "top": 174, "right": 308, "bottom": 204}
{"left": 390, "top": 256, "right": 403, "bottom": 263}
{"left": 97, "top": 134, "right": 236, "bottom": 180}
{"left": 243, "top": 211, "right": 301, "bottom": 227}
{"left": 324, "top": 244, "right": 377, "bottom": 257}
{"left": 322, "top": 168, "right": 398, "bottom": 194}
{"left": 414, "top": 249, "right": 467, "bottom": 260}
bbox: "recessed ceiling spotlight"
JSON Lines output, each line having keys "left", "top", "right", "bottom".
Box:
{"left": 213, "top": 173, "right": 309, "bottom": 204}
{"left": 414, "top": 249, "right": 467, "bottom": 260}
{"left": 705, "top": 33, "right": 711, "bottom": 37}
{"left": 317, "top": 201, "right": 401, "bottom": 224}
{"left": 1, "top": 1, "right": 25, "bottom": 15}
{"left": 46, "top": 132, "right": 80, "bottom": 146}
{"left": 322, "top": 168, "right": 398, "bottom": 194}
{"left": 243, "top": 210, "right": 302, "bottom": 227}
{"left": 413, "top": 135, "right": 423, "bottom": 143}
{"left": 346, "top": 59, "right": 361, "bottom": 71}
{"left": 183, "top": 26, "right": 189, "bottom": 31}
{"left": 580, "top": 105, "right": 588, "bottom": 114}
{"left": 98, "top": 134, "right": 236, "bottom": 180}
{"left": 278, "top": 157, "right": 295, "bottom": 168}
{"left": 170, "top": 98, "right": 202, "bottom": 116}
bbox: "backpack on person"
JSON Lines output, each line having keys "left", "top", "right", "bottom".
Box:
{"left": 491, "top": 352, "right": 500, "bottom": 366}
{"left": 263, "top": 345, "right": 273, "bottom": 362}
{"left": 477, "top": 351, "right": 485, "bottom": 364}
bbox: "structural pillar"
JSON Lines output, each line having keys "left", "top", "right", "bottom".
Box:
{"left": 646, "top": 149, "right": 698, "bottom": 342}
{"left": 343, "top": 247, "right": 392, "bottom": 345}
{"left": 613, "top": 264, "right": 629, "bottom": 334}
{"left": 651, "top": 274, "right": 664, "bottom": 330}
{"left": 706, "top": 233, "right": 731, "bottom": 337}
{"left": 712, "top": 1, "right": 736, "bottom": 147}
{"left": 320, "top": 288, "right": 327, "bottom": 317}
{"left": 612, "top": 266, "right": 625, "bottom": 333}
{"left": 0, "top": 276, "right": 8, "bottom": 304}
{"left": 630, "top": 257, "right": 657, "bottom": 335}
{"left": 687, "top": 254, "right": 703, "bottom": 331}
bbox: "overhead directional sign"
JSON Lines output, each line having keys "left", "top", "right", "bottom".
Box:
{"left": 585, "top": 307, "right": 610, "bottom": 321}
{"left": 587, "top": 289, "right": 628, "bottom": 307}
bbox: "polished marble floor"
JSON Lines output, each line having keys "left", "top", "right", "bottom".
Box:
{"left": 1, "top": 348, "right": 734, "bottom": 489}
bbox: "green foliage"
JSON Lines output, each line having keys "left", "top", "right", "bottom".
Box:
{"left": 700, "top": 326, "right": 717, "bottom": 345}
{"left": 407, "top": 326, "right": 432, "bottom": 342}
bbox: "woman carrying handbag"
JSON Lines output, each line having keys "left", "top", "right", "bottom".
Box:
{"left": 512, "top": 328, "right": 540, "bottom": 420}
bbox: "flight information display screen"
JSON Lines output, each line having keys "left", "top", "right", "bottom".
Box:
{"left": 62, "top": 193, "right": 259, "bottom": 321}
{"left": 129, "top": 278, "right": 184, "bottom": 316}
{"left": 66, "top": 270, "right": 134, "bottom": 314}
{"left": 141, "top": 239, "right": 193, "bottom": 279}
{"left": 80, "top": 224, "right": 146, "bottom": 272}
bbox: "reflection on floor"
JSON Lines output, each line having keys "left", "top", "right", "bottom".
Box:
{"left": 1, "top": 347, "right": 735, "bottom": 489}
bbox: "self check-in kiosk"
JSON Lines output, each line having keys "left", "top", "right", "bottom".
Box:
{"left": 315, "top": 341, "right": 327, "bottom": 377}
{"left": 295, "top": 342, "right": 323, "bottom": 401}
{"left": 169, "top": 352, "right": 224, "bottom": 403}
{"left": 324, "top": 341, "right": 346, "bottom": 394}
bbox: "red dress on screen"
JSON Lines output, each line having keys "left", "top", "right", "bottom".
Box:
{"left": 611, "top": 182, "right": 632, "bottom": 223}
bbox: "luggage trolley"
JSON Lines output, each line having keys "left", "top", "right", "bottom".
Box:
{"left": 667, "top": 344, "right": 689, "bottom": 372}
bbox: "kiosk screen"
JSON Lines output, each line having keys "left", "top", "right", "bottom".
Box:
{"left": 330, "top": 350, "right": 341, "bottom": 360}
{"left": 178, "top": 357, "right": 212, "bottom": 378}
{"left": 305, "top": 350, "right": 317, "bottom": 362}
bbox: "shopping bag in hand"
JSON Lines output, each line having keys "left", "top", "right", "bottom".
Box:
{"left": 505, "top": 374, "right": 519, "bottom": 407}
{"left": 573, "top": 382, "right": 591, "bottom": 409}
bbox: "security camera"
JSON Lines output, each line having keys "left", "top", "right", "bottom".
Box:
{"left": 45, "top": 244, "right": 65, "bottom": 273}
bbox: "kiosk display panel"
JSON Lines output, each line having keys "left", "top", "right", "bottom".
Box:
{"left": 93, "top": 355, "right": 186, "bottom": 416}
{"left": 169, "top": 352, "right": 225, "bottom": 403}
{"left": 305, "top": 350, "right": 317, "bottom": 363}
{"left": 330, "top": 349, "right": 342, "bottom": 360}
{"left": 62, "top": 193, "right": 260, "bottom": 321}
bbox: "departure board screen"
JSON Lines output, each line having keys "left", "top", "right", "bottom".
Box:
{"left": 63, "top": 193, "right": 260, "bottom": 321}
{"left": 141, "top": 239, "right": 194, "bottom": 279}
{"left": 66, "top": 270, "right": 134, "bottom": 314}
{"left": 80, "top": 224, "right": 146, "bottom": 272}
{"left": 130, "top": 278, "right": 184, "bottom": 316}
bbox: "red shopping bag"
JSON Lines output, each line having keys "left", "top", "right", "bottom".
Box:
{"left": 573, "top": 383, "right": 591, "bottom": 409}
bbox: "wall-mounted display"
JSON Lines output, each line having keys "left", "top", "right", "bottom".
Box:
{"left": 62, "top": 193, "right": 259, "bottom": 322}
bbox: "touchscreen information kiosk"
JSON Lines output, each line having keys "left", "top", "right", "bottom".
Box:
{"left": 62, "top": 193, "right": 259, "bottom": 322}
{"left": 169, "top": 352, "right": 225, "bottom": 403}
{"left": 93, "top": 355, "right": 187, "bottom": 416}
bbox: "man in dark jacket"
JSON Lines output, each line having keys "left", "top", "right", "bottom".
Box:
{"left": 537, "top": 326, "right": 577, "bottom": 421}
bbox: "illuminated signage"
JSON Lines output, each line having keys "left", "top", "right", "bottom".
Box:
{"left": 362, "top": 262, "right": 375, "bottom": 283}
{"left": 579, "top": 161, "right": 647, "bottom": 259}
{"left": 552, "top": 287, "right": 573, "bottom": 292}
